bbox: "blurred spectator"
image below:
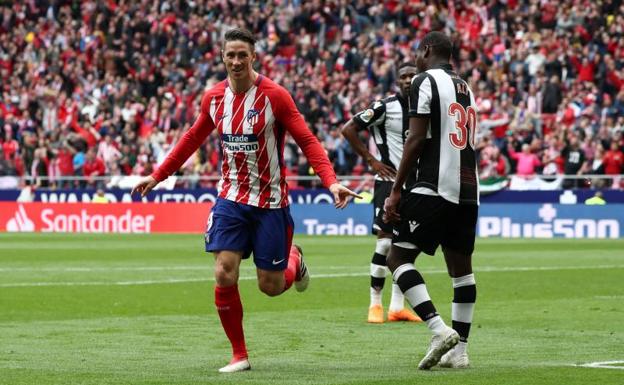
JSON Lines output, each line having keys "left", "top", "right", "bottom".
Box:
{"left": 507, "top": 143, "right": 541, "bottom": 176}
{"left": 584, "top": 191, "right": 606, "bottom": 205}
{"left": 0, "top": 147, "right": 15, "bottom": 176}
{"left": 97, "top": 135, "right": 121, "bottom": 171}
{"left": 562, "top": 135, "right": 586, "bottom": 188}
{"left": 83, "top": 148, "right": 105, "bottom": 189}
{"left": 479, "top": 145, "right": 510, "bottom": 179}
{"left": 92, "top": 188, "right": 109, "bottom": 203}
{"left": 603, "top": 141, "right": 624, "bottom": 175}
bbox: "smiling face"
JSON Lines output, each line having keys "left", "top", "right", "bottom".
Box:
{"left": 222, "top": 40, "right": 256, "bottom": 82}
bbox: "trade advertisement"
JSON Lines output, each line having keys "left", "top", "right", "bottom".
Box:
{"left": 0, "top": 202, "right": 621, "bottom": 238}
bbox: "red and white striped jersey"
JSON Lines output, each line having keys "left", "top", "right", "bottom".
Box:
{"left": 152, "top": 75, "right": 337, "bottom": 209}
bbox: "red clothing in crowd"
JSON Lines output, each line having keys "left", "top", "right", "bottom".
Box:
{"left": 2, "top": 139, "right": 18, "bottom": 160}
{"left": 83, "top": 156, "right": 106, "bottom": 177}
{"left": 71, "top": 119, "right": 99, "bottom": 148}
{"left": 603, "top": 149, "right": 624, "bottom": 174}
{"left": 607, "top": 70, "right": 624, "bottom": 91}
{"left": 56, "top": 148, "right": 74, "bottom": 175}
{"left": 571, "top": 56, "right": 595, "bottom": 83}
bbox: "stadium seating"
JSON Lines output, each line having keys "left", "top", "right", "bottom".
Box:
{"left": 0, "top": 1, "right": 622, "bottom": 189}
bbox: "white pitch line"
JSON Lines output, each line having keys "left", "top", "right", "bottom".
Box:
{"left": 1, "top": 264, "right": 624, "bottom": 288}
{"left": 0, "top": 265, "right": 355, "bottom": 272}
{"left": 0, "top": 264, "right": 622, "bottom": 274}
{"left": 574, "top": 361, "right": 624, "bottom": 370}
{"left": 0, "top": 273, "right": 367, "bottom": 288}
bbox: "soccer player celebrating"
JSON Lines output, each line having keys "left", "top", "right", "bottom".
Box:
{"left": 341, "top": 62, "right": 422, "bottom": 324}
{"left": 132, "top": 28, "right": 359, "bottom": 373}
{"left": 383, "top": 31, "right": 479, "bottom": 370}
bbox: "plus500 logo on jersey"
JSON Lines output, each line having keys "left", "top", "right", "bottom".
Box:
{"left": 222, "top": 134, "right": 259, "bottom": 153}
{"left": 478, "top": 204, "right": 621, "bottom": 239}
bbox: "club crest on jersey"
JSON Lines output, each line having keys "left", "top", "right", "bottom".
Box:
{"left": 360, "top": 109, "right": 374, "bottom": 123}
{"left": 246, "top": 109, "right": 260, "bottom": 126}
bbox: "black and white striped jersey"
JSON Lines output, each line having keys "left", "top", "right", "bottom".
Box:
{"left": 408, "top": 63, "right": 479, "bottom": 205}
{"left": 352, "top": 94, "right": 409, "bottom": 182}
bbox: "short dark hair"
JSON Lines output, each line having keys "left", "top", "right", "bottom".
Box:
{"left": 224, "top": 28, "right": 256, "bottom": 49}
{"left": 419, "top": 31, "right": 452, "bottom": 60}
{"left": 398, "top": 61, "right": 418, "bottom": 71}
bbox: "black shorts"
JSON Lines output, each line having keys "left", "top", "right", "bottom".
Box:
{"left": 392, "top": 193, "right": 478, "bottom": 256}
{"left": 372, "top": 180, "right": 393, "bottom": 235}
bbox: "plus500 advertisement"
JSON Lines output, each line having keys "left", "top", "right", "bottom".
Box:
{"left": 293, "top": 203, "right": 623, "bottom": 238}
{"left": 0, "top": 203, "right": 622, "bottom": 238}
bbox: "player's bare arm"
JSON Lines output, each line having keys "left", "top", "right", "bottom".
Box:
{"left": 383, "top": 116, "right": 428, "bottom": 223}
{"left": 341, "top": 119, "right": 396, "bottom": 181}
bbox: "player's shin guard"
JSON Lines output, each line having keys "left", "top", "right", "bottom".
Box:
{"left": 451, "top": 274, "right": 476, "bottom": 342}
{"left": 215, "top": 285, "right": 247, "bottom": 360}
{"left": 370, "top": 238, "right": 391, "bottom": 306}
{"left": 393, "top": 263, "right": 442, "bottom": 331}
{"left": 282, "top": 245, "right": 300, "bottom": 292}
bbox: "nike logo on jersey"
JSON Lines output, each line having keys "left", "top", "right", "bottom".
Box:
{"left": 272, "top": 258, "right": 285, "bottom": 265}
{"left": 409, "top": 221, "right": 420, "bottom": 233}
{"left": 217, "top": 114, "right": 229, "bottom": 121}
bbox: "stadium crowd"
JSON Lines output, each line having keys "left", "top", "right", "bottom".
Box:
{"left": 0, "top": 0, "right": 623, "bottom": 190}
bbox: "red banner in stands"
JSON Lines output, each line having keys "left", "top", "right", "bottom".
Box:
{"left": 0, "top": 202, "right": 212, "bottom": 234}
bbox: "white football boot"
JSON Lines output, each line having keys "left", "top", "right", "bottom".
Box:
{"left": 218, "top": 358, "right": 251, "bottom": 373}
{"left": 418, "top": 327, "right": 460, "bottom": 370}
{"left": 439, "top": 342, "right": 470, "bottom": 368}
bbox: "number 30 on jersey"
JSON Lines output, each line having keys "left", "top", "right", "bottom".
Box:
{"left": 448, "top": 102, "right": 477, "bottom": 150}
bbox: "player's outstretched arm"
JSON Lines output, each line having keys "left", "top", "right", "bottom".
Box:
{"left": 329, "top": 182, "right": 362, "bottom": 209}
{"left": 131, "top": 175, "right": 158, "bottom": 198}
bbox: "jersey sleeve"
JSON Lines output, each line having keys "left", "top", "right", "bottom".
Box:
{"left": 274, "top": 87, "right": 337, "bottom": 188}
{"left": 151, "top": 93, "right": 216, "bottom": 182}
{"left": 352, "top": 100, "right": 386, "bottom": 131}
{"left": 408, "top": 73, "right": 432, "bottom": 117}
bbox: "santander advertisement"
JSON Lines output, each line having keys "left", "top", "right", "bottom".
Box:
{"left": 0, "top": 203, "right": 212, "bottom": 233}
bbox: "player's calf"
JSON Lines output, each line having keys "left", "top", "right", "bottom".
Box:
{"left": 294, "top": 245, "right": 310, "bottom": 292}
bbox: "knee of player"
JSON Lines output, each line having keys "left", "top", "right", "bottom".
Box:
{"left": 258, "top": 281, "right": 282, "bottom": 297}
{"left": 214, "top": 264, "right": 239, "bottom": 285}
{"left": 446, "top": 264, "right": 473, "bottom": 278}
{"left": 385, "top": 252, "right": 403, "bottom": 272}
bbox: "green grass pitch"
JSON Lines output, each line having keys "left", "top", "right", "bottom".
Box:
{"left": 1, "top": 234, "right": 623, "bottom": 385}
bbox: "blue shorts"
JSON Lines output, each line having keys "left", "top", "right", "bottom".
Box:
{"left": 205, "top": 198, "right": 294, "bottom": 271}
